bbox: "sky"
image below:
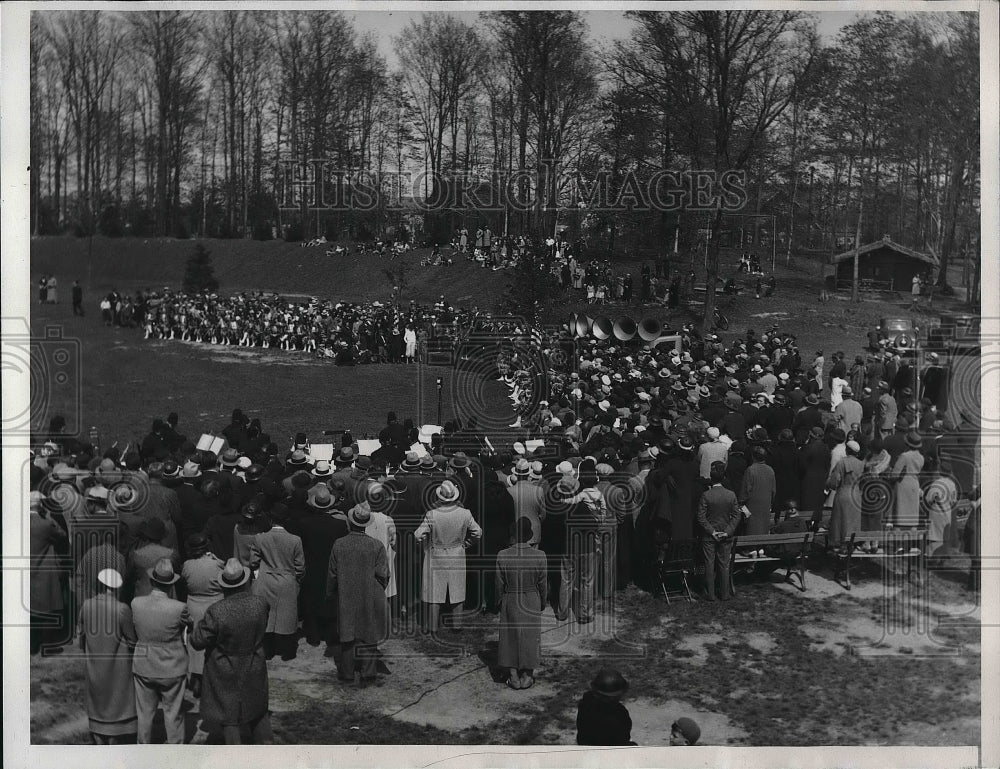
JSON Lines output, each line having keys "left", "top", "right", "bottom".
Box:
{"left": 347, "top": 9, "right": 863, "bottom": 69}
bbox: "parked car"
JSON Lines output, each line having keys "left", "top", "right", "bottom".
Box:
{"left": 878, "top": 317, "right": 921, "bottom": 354}
{"left": 926, "top": 312, "right": 980, "bottom": 352}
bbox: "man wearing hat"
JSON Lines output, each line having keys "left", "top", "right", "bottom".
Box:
{"left": 507, "top": 458, "right": 545, "bottom": 546}
{"left": 414, "top": 480, "right": 482, "bottom": 634}
{"left": 128, "top": 517, "right": 179, "bottom": 600}
{"left": 191, "top": 558, "right": 274, "bottom": 744}
{"left": 249, "top": 506, "right": 305, "bottom": 661}
{"left": 180, "top": 534, "right": 224, "bottom": 698}
{"left": 78, "top": 568, "right": 138, "bottom": 744}
{"left": 215, "top": 448, "right": 247, "bottom": 498}
{"left": 576, "top": 668, "right": 635, "bottom": 745}
{"left": 877, "top": 380, "right": 898, "bottom": 440}
{"left": 792, "top": 393, "right": 823, "bottom": 444}
{"left": 131, "top": 558, "right": 190, "bottom": 744}
{"left": 800, "top": 426, "right": 832, "bottom": 527}
{"left": 326, "top": 504, "right": 390, "bottom": 683}
{"left": 833, "top": 386, "right": 863, "bottom": 435}
{"left": 296, "top": 489, "right": 350, "bottom": 650}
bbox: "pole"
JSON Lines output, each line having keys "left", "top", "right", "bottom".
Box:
{"left": 437, "top": 378, "right": 443, "bottom": 426}
{"left": 851, "top": 199, "right": 863, "bottom": 303}
{"left": 772, "top": 215, "right": 777, "bottom": 272}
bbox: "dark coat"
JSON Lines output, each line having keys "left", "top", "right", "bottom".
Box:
{"left": 204, "top": 511, "right": 242, "bottom": 562}
{"left": 295, "top": 511, "right": 349, "bottom": 617}
{"left": 768, "top": 442, "right": 801, "bottom": 512}
{"left": 663, "top": 455, "right": 699, "bottom": 541}
{"left": 191, "top": 591, "right": 269, "bottom": 725}
{"left": 576, "top": 691, "right": 633, "bottom": 746}
{"left": 30, "top": 512, "right": 67, "bottom": 614}
{"left": 798, "top": 438, "right": 831, "bottom": 513}
{"left": 482, "top": 478, "right": 517, "bottom": 555}
{"left": 326, "top": 531, "right": 389, "bottom": 644}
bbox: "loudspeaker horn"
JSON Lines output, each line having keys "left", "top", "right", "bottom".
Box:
{"left": 592, "top": 316, "right": 613, "bottom": 340}
{"left": 613, "top": 317, "right": 638, "bottom": 341}
{"left": 638, "top": 317, "right": 662, "bottom": 342}
{"left": 574, "top": 314, "right": 593, "bottom": 338}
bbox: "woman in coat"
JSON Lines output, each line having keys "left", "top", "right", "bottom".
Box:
{"left": 77, "top": 569, "right": 137, "bottom": 743}
{"left": 180, "top": 533, "right": 224, "bottom": 697}
{"left": 496, "top": 518, "right": 548, "bottom": 690}
{"left": 891, "top": 432, "right": 926, "bottom": 528}
{"left": 825, "top": 440, "right": 866, "bottom": 546}
{"left": 190, "top": 558, "right": 273, "bottom": 745}
{"left": 29, "top": 491, "right": 67, "bottom": 654}
{"left": 249, "top": 511, "right": 305, "bottom": 660}
{"left": 414, "top": 480, "right": 482, "bottom": 634}
{"left": 798, "top": 427, "right": 831, "bottom": 528}
{"left": 359, "top": 483, "right": 398, "bottom": 600}
{"left": 739, "top": 447, "right": 776, "bottom": 536}
{"left": 769, "top": 429, "right": 801, "bottom": 518}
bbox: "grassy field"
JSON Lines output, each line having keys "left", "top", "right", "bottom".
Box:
{"left": 25, "top": 236, "right": 982, "bottom": 747}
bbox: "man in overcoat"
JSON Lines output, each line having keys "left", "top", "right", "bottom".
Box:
{"left": 326, "top": 505, "right": 389, "bottom": 683}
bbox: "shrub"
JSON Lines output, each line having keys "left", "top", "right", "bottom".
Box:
{"left": 182, "top": 242, "right": 220, "bottom": 294}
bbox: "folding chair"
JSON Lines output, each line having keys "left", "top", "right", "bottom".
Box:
{"left": 657, "top": 539, "right": 699, "bottom": 604}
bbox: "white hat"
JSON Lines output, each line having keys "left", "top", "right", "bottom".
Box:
{"left": 601, "top": 374, "right": 612, "bottom": 386}
{"left": 513, "top": 441, "right": 526, "bottom": 456}
{"left": 556, "top": 461, "right": 574, "bottom": 475}
{"left": 707, "top": 427, "right": 721, "bottom": 440}
{"left": 598, "top": 400, "right": 612, "bottom": 411}
{"left": 97, "top": 568, "right": 123, "bottom": 589}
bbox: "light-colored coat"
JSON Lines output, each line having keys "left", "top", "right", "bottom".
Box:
{"left": 249, "top": 525, "right": 305, "bottom": 634}
{"left": 414, "top": 504, "right": 482, "bottom": 604}
{"left": 131, "top": 589, "right": 190, "bottom": 679}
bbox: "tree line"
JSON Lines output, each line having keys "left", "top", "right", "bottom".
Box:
{"left": 30, "top": 10, "right": 979, "bottom": 303}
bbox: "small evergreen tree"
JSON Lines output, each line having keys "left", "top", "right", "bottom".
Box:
{"left": 183, "top": 242, "right": 220, "bottom": 293}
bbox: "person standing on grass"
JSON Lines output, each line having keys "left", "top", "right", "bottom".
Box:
{"left": 131, "top": 558, "right": 190, "bottom": 745}
{"left": 72, "top": 280, "right": 84, "bottom": 316}
{"left": 249, "top": 509, "right": 305, "bottom": 661}
{"left": 46, "top": 274, "right": 58, "bottom": 304}
{"left": 908, "top": 274, "right": 922, "bottom": 310}
{"left": 696, "top": 462, "right": 740, "bottom": 601}
{"left": 78, "top": 568, "right": 138, "bottom": 744}
{"left": 415, "top": 480, "right": 482, "bottom": 634}
{"left": 890, "top": 432, "right": 925, "bottom": 529}
{"left": 739, "top": 446, "right": 775, "bottom": 536}
{"left": 190, "top": 558, "right": 274, "bottom": 745}
{"left": 326, "top": 504, "right": 390, "bottom": 684}
{"left": 496, "top": 517, "right": 547, "bottom": 691}
{"left": 180, "top": 534, "right": 224, "bottom": 699}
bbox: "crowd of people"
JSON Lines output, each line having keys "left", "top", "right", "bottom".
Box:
{"left": 28, "top": 295, "right": 980, "bottom": 745}
{"left": 111, "top": 288, "right": 488, "bottom": 363}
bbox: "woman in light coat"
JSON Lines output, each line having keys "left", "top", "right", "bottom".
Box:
{"left": 825, "top": 440, "right": 866, "bottom": 545}
{"left": 891, "top": 433, "right": 926, "bottom": 528}
{"left": 414, "top": 480, "right": 482, "bottom": 634}
{"left": 496, "top": 518, "right": 547, "bottom": 690}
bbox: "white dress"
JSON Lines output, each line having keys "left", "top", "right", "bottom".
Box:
{"left": 404, "top": 328, "right": 417, "bottom": 358}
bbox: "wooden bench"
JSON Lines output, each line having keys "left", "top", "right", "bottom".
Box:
{"left": 730, "top": 532, "right": 815, "bottom": 592}
{"left": 822, "top": 529, "right": 928, "bottom": 590}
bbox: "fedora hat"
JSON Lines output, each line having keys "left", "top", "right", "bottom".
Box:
{"left": 590, "top": 668, "right": 629, "bottom": 698}
{"left": 241, "top": 501, "right": 261, "bottom": 520}
{"left": 401, "top": 451, "right": 422, "bottom": 470}
{"left": 244, "top": 463, "right": 265, "bottom": 482}
{"left": 347, "top": 504, "right": 372, "bottom": 528}
{"left": 219, "top": 557, "right": 251, "bottom": 589}
{"left": 149, "top": 557, "right": 180, "bottom": 586}
{"left": 311, "top": 460, "right": 333, "bottom": 478}
{"left": 448, "top": 452, "right": 471, "bottom": 470}
{"left": 436, "top": 479, "right": 460, "bottom": 503}
{"left": 904, "top": 432, "right": 923, "bottom": 449}
{"left": 288, "top": 449, "right": 309, "bottom": 466}
{"left": 162, "top": 460, "right": 180, "bottom": 479}
{"left": 419, "top": 455, "right": 437, "bottom": 471}
{"left": 309, "top": 486, "right": 335, "bottom": 509}
{"left": 97, "top": 568, "right": 123, "bottom": 590}
{"left": 220, "top": 448, "right": 240, "bottom": 467}
{"left": 181, "top": 461, "right": 202, "bottom": 480}
{"left": 804, "top": 393, "right": 820, "bottom": 406}
{"left": 809, "top": 426, "right": 825, "bottom": 440}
